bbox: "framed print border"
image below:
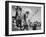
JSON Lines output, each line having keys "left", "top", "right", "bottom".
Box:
{"left": 5, "top": 1, "right": 45, "bottom": 36}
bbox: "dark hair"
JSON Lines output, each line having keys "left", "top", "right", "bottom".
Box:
{"left": 15, "top": 6, "right": 22, "bottom": 11}
{"left": 26, "top": 11, "right": 29, "bottom": 14}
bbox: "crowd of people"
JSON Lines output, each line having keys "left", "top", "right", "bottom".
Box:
{"left": 12, "top": 6, "right": 41, "bottom": 31}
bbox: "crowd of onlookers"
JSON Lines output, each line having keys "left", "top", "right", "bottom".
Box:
{"left": 12, "top": 6, "right": 41, "bottom": 31}
{"left": 12, "top": 18, "right": 41, "bottom": 31}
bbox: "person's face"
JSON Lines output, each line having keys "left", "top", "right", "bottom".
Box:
{"left": 18, "top": 11, "right": 21, "bottom": 16}
{"left": 26, "top": 11, "right": 29, "bottom": 18}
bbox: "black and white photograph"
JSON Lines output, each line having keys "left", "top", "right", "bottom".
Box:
{"left": 12, "top": 5, "right": 41, "bottom": 31}
{"left": 5, "top": 1, "right": 45, "bottom": 36}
